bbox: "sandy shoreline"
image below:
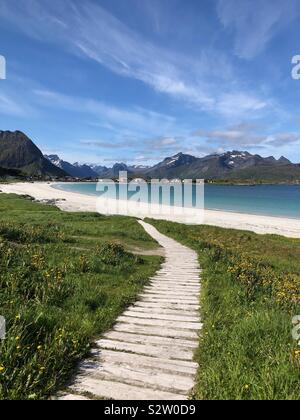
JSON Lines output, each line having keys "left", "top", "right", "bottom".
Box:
{"left": 1, "top": 182, "right": 300, "bottom": 238}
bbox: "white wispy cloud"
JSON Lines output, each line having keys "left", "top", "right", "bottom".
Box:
{"left": 215, "top": 92, "right": 269, "bottom": 118}
{"left": 194, "top": 123, "right": 267, "bottom": 148}
{"left": 217, "top": 0, "right": 299, "bottom": 60}
{"left": 194, "top": 122, "right": 300, "bottom": 155}
{"left": 80, "top": 140, "right": 128, "bottom": 150}
{"left": 0, "top": 0, "right": 272, "bottom": 118}
{"left": 35, "top": 88, "right": 288, "bottom": 160}
{"left": 34, "top": 89, "right": 176, "bottom": 136}
{"left": 0, "top": 92, "right": 35, "bottom": 117}
{"left": 267, "top": 133, "right": 300, "bottom": 147}
{"left": 0, "top": 94, "right": 23, "bottom": 116}
{"left": 80, "top": 135, "right": 182, "bottom": 154}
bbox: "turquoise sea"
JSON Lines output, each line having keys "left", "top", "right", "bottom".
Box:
{"left": 53, "top": 183, "right": 300, "bottom": 219}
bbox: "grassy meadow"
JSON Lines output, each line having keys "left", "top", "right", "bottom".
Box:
{"left": 147, "top": 219, "right": 300, "bottom": 400}
{"left": 1, "top": 191, "right": 299, "bottom": 401}
{"left": 0, "top": 194, "right": 161, "bottom": 400}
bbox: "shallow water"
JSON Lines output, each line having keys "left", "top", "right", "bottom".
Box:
{"left": 54, "top": 183, "right": 300, "bottom": 219}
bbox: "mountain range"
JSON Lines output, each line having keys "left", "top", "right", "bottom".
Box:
{"left": 46, "top": 151, "right": 300, "bottom": 183}
{"left": 44, "top": 151, "right": 300, "bottom": 183}
{"left": 1, "top": 130, "right": 300, "bottom": 183}
{"left": 142, "top": 151, "right": 298, "bottom": 182}
{"left": 45, "top": 155, "right": 150, "bottom": 179}
{"left": 44, "top": 155, "right": 100, "bottom": 178}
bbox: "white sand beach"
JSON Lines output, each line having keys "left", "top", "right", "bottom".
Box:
{"left": 1, "top": 182, "right": 300, "bottom": 238}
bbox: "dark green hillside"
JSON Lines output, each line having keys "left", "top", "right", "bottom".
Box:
{"left": 225, "top": 163, "right": 300, "bottom": 183}
{"left": 0, "top": 131, "right": 66, "bottom": 177}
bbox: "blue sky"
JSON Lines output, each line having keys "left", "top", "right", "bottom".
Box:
{"left": 0, "top": 0, "right": 300, "bottom": 164}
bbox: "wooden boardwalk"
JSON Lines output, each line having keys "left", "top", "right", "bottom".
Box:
{"left": 59, "top": 221, "right": 202, "bottom": 400}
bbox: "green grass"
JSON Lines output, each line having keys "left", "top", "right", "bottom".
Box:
{"left": 146, "top": 219, "right": 300, "bottom": 400}
{"left": 0, "top": 194, "right": 161, "bottom": 400}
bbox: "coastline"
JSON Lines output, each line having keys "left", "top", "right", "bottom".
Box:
{"left": 1, "top": 181, "right": 300, "bottom": 238}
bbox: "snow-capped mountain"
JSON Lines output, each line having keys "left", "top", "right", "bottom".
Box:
{"left": 90, "top": 164, "right": 108, "bottom": 176}
{"left": 144, "top": 151, "right": 295, "bottom": 180}
{"left": 45, "top": 150, "right": 298, "bottom": 182}
{"left": 45, "top": 155, "right": 98, "bottom": 178}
